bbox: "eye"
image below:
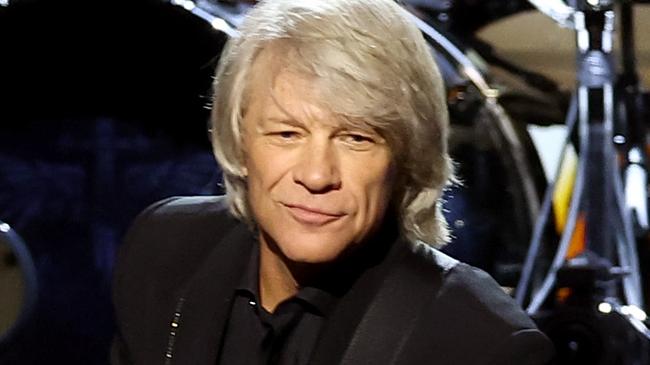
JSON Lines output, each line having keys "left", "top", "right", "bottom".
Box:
{"left": 343, "top": 133, "right": 374, "bottom": 144}
{"left": 339, "top": 133, "right": 378, "bottom": 151}
{"left": 278, "top": 131, "right": 298, "bottom": 139}
{"left": 266, "top": 130, "right": 301, "bottom": 144}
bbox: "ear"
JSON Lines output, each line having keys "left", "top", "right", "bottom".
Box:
{"left": 240, "top": 146, "right": 249, "bottom": 177}
{"left": 237, "top": 131, "right": 249, "bottom": 178}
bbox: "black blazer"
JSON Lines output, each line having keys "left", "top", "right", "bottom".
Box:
{"left": 111, "top": 196, "right": 554, "bottom": 365}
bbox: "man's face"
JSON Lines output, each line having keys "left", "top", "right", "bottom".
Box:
{"left": 242, "top": 66, "right": 395, "bottom": 264}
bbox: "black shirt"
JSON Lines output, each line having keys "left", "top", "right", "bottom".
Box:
{"left": 216, "top": 247, "right": 336, "bottom": 365}
{"left": 216, "top": 218, "right": 399, "bottom": 365}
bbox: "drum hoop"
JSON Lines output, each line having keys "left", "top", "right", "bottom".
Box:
{"left": 0, "top": 221, "right": 38, "bottom": 346}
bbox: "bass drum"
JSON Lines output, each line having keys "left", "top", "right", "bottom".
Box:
{"left": 413, "top": 17, "right": 548, "bottom": 286}
{"left": 178, "top": 0, "right": 547, "bottom": 287}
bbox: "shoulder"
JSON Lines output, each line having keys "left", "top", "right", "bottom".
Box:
{"left": 443, "top": 261, "right": 536, "bottom": 329}
{"left": 116, "top": 196, "right": 235, "bottom": 268}
{"left": 112, "top": 195, "right": 243, "bottom": 312}
{"left": 120, "top": 195, "right": 235, "bottom": 252}
{"left": 403, "top": 242, "right": 554, "bottom": 364}
{"left": 407, "top": 242, "right": 535, "bottom": 330}
{"left": 111, "top": 196, "right": 249, "bottom": 363}
{"left": 115, "top": 194, "right": 241, "bottom": 277}
{"left": 132, "top": 195, "right": 231, "bottom": 221}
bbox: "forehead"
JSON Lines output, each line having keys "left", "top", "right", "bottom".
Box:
{"left": 245, "top": 44, "right": 377, "bottom": 132}
{"left": 248, "top": 45, "right": 318, "bottom": 100}
{"left": 246, "top": 46, "right": 335, "bottom": 124}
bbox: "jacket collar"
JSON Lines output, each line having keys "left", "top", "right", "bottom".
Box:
{"left": 167, "top": 217, "right": 410, "bottom": 365}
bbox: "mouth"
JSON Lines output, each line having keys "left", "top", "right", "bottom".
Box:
{"left": 282, "top": 203, "right": 345, "bottom": 226}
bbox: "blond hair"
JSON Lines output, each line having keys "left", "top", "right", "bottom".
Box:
{"left": 211, "top": 0, "right": 454, "bottom": 246}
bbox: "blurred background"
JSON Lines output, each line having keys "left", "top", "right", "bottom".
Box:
{"left": 0, "top": 1, "right": 225, "bottom": 362}
{"left": 0, "top": 0, "right": 649, "bottom": 363}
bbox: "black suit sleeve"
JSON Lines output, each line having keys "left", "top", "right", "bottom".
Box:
{"left": 483, "top": 328, "right": 555, "bottom": 365}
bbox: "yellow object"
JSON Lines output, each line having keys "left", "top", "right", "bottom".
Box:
{"left": 551, "top": 145, "right": 587, "bottom": 259}
{"left": 552, "top": 146, "right": 578, "bottom": 233}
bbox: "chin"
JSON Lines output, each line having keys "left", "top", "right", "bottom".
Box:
{"left": 275, "top": 231, "right": 355, "bottom": 264}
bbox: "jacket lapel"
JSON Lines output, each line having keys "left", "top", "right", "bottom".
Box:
{"left": 339, "top": 243, "right": 455, "bottom": 365}
{"left": 308, "top": 238, "right": 408, "bottom": 365}
{"left": 170, "top": 222, "right": 255, "bottom": 364}
{"left": 311, "top": 241, "right": 455, "bottom": 365}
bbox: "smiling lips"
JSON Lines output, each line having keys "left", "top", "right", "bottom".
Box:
{"left": 283, "top": 203, "right": 345, "bottom": 226}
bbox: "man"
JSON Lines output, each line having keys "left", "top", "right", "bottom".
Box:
{"left": 111, "top": 0, "right": 555, "bottom": 364}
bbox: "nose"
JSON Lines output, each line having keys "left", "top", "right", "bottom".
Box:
{"left": 293, "top": 138, "right": 341, "bottom": 193}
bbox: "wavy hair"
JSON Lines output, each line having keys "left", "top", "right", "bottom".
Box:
{"left": 211, "top": 0, "right": 454, "bottom": 246}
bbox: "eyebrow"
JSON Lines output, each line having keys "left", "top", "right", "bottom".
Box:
{"left": 263, "top": 117, "right": 305, "bottom": 128}
{"left": 263, "top": 116, "right": 381, "bottom": 137}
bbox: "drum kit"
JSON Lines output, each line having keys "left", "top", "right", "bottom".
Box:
{"left": 1, "top": 0, "right": 650, "bottom": 363}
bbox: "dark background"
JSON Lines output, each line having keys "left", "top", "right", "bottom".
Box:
{"left": 0, "top": 0, "right": 226, "bottom": 362}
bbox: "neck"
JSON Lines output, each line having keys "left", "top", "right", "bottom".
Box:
{"left": 258, "top": 236, "right": 299, "bottom": 313}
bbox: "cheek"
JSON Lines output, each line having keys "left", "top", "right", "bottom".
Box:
{"left": 347, "top": 157, "right": 395, "bottom": 231}
{"left": 246, "top": 143, "right": 288, "bottom": 187}
{"left": 245, "top": 143, "right": 297, "bottom": 220}
{"left": 366, "top": 174, "right": 394, "bottom": 220}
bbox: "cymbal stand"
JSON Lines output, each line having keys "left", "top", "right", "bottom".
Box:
{"left": 515, "top": 1, "right": 650, "bottom": 362}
